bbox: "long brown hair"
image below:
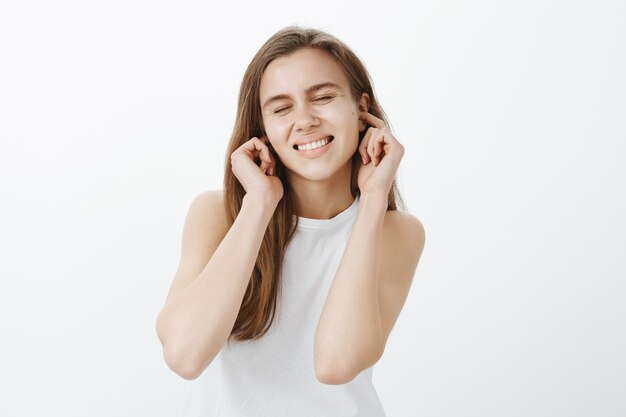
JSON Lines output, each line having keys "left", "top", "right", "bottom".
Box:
{"left": 222, "top": 25, "right": 406, "bottom": 343}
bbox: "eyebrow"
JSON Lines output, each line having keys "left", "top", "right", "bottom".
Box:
{"left": 261, "top": 82, "right": 342, "bottom": 110}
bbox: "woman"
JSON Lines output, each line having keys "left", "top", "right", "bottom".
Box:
{"left": 156, "top": 25, "right": 425, "bottom": 416}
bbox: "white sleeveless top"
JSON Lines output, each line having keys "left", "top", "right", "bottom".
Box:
{"left": 179, "top": 194, "right": 387, "bottom": 417}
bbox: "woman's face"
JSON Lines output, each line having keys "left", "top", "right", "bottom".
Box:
{"left": 259, "top": 48, "right": 368, "bottom": 181}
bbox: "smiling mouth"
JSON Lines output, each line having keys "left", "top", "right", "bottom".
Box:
{"left": 293, "top": 136, "right": 334, "bottom": 151}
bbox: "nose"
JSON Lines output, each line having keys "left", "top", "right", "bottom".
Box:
{"left": 293, "top": 103, "right": 320, "bottom": 131}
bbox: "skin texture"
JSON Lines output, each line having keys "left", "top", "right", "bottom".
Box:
{"left": 156, "top": 46, "right": 426, "bottom": 384}
{"left": 259, "top": 47, "right": 369, "bottom": 220}
{"left": 259, "top": 47, "right": 425, "bottom": 384}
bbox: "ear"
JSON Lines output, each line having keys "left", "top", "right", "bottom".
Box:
{"left": 357, "top": 93, "right": 371, "bottom": 132}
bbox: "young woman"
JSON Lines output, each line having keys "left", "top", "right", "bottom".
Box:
{"left": 156, "top": 25, "right": 425, "bottom": 416}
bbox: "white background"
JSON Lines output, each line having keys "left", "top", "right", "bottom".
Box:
{"left": 1, "top": 1, "right": 625, "bottom": 416}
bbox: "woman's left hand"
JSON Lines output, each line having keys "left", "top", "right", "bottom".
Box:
{"left": 357, "top": 111, "right": 405, "bottom": 196}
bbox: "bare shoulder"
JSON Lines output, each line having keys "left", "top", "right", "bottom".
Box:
{"left": 383, "top": 210, "right": 425, "bottom": 243}
{"left": 187, "top": 189, "right": 229, "bottom": 236}
{"left": 381, "top": 210, "right": 426, "bottom": 280}
{"left": 164, "top": 189, "right": 229, "bottom": 304}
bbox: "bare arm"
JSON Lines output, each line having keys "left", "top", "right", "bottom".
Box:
{"left": 314, "top": 193, "right": 424, "bottom": 385}
{"left": 314, "top": 193, "right": 387, "bottom": 384}
{"left": 156, "top": 191, "right": 277, "bottom": 380}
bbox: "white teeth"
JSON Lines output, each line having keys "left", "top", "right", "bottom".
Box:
{"left": 296, "top": 137, "right": 331, "bottom": 151}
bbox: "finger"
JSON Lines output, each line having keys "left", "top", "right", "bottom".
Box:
{"left": 373, "top": 133, "right": 386, "bottom": 166}
{"left": 260, "top": 144, "right": 272, "bottom": 165}
{"left": 358, "top": 129, "right": 370, "bottom": 164}
{"left": 238, "top": 137, "right": 261, "bottom": 162}
{"left": 260, "top": 159, "right": 269, "bottom": 174}
{"left": 373, "top": 130, "right": 388, "bottom": 166}
{"left": 359, "top": 128, "right": 376, "bottom": 164}
{"left": 259, "top": 136, "right": 274, "bottom": 156}
{"left": 260, "top": 136, "right": 274, "bottom": 165}
{"left": 369, "top": 129, "right": 386, "bottom": 166}
{"left": 259, "top": 136, "right": 277, "bottom": 174}
{"left": 359, "top": 111, "right": 386, "bottom": 129}
{"left": 367, "top": 129, "right": 380, "bottom": 164}
{"left": 247, "top": 137, "right": 271, "bottom": 165}
{"left": 262, "top": 143, "right": 276, "bottom": 173}
{"left": 241, "top": 137, "right": 266, "bottom": 154}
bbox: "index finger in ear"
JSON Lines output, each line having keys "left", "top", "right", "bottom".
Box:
{"left": 259, "top": 136, "right": 275, "bottom": 162}
{"left": 359, "top": 111, "right": 386, "bottom": 129}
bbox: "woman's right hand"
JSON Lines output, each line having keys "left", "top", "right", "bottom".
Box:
{"left": 230, "top": 136, "right": 284, "bottom": 204}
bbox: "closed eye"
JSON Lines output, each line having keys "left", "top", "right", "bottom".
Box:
{"left": 273, "top": 96, "right": 335, "bottom": 114}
